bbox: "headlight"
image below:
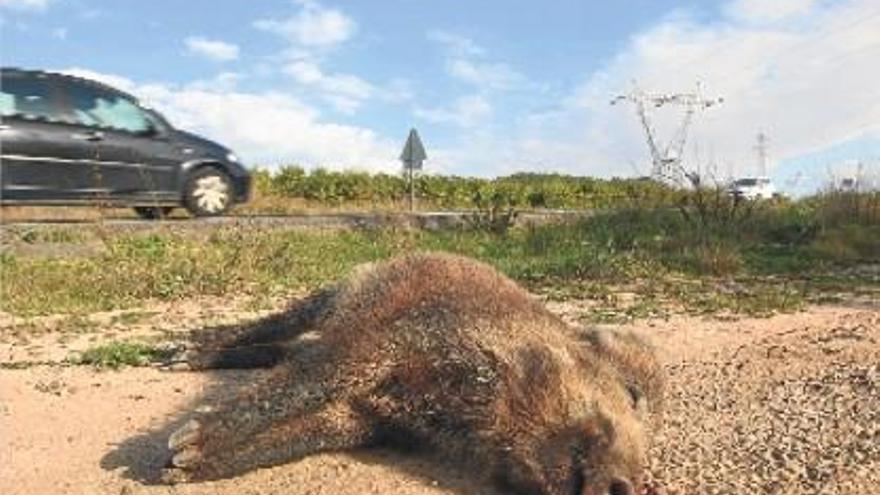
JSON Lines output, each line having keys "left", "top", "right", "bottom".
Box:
{"left": 226, "top": 152, "right": 239, "bottom": 163}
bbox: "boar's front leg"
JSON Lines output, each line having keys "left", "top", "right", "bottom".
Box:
{"left": 164, "top": 367, "right": 374, "bottom": 482}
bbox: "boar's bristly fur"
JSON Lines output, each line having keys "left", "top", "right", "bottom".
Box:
{"left": 165, "top": 252, "right": 663, "bottom": 495}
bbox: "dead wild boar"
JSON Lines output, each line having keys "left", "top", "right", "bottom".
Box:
{"left": 165, "top": 252, "right": 663, "bottom": 495}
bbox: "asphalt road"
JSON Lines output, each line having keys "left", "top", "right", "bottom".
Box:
{"left": 0, "top": 210, "right": 587, "bottom": 231}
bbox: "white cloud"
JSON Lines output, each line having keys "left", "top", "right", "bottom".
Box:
{"left": 185, "top": 72, "right": 244, "bottom": 92}
{"left": 184, "top": 36, "right": 240, "bottom": 62}
{"left": 428, "top": 29, "right": 528, "bottom": 92}
{"left": 283, "top": 58, "right": 374, "bottom": 113}
{"left": 255, "top": 1, "right": 381, "bottom": 113}
{"left": 447, "top": 59, "right": 526, "bottom": 90}
{"left": 254, "top": 0, "right": 355, "bottom": 47}
{"left": 147, "top": 89, "right": 396, "bottom": 171}
{"left": 725, "top": 0, "right": 816, "bottom": 23}
{"left": 61, "top": 68, "right": 137, "bottom": 92}
{"left": 50, "top": 26, "right": 66, "bottom": 39}
{"left": 0, "top": 0, "right": 50, "bottom": 11}
{"left": 60, "top": 68, "right": 398, "bottom": 172}
{"left": 415, "top": 95, "right": 492, "bottom": 128}
{"left": 381, "top": 78, "right": 415, "bottom": 104}
{"left": 426, "top": 30, "right": 485, "bottom": 57}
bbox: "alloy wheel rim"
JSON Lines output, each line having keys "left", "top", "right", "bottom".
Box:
{"left": 193, "top": 175, "right": 229, "bottom": 213}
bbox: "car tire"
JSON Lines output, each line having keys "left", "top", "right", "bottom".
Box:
{"left": 184, "top": 167, "right": 233, "bottom": 217}
{"left": 133, "top": 206, "right": 174, "bottom": 220}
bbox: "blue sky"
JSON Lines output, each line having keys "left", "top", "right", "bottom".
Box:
{"left": 2, "top": 0, "right": 878, "bottom": 194}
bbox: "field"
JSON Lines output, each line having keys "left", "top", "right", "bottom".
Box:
{"left": 1, "top": 185, "right": 879, "bottom": 494}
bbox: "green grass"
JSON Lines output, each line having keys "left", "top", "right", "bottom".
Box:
{"left": 70, "top": 341, "right": 166, "bottom": 370}
{"left": 0, "top": 229, "right": 395, "bottom": 315}
{"left": 1, "top": 198, "right": 877, "bottom": 319}
{"left": 2, "top": 222, "right": 664, "bottom": 316}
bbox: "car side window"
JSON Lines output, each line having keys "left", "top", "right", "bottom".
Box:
{"left": 0, "top": 92, "right": 13, "bottom": 116}
{"left": 0, "top": 76, "right": 61, "bottom": 121}
{"left": 68, "top": 84, "right": 152, "bottom": 134}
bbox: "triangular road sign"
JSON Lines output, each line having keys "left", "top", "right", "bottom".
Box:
{"left": 400, "top": 128, "right": 427, "bottom": 168}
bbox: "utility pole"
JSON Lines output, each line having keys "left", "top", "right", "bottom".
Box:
{"left": 856, "top": 160, "right": 865, "bottom": 192}
{"left": 409, "top": 163, "right": 415, "bottom": 211}
{"left": 755, "top": 131, "right": 769, "bottom": 177}
{"left": 611, "top": 81, "right": 722, "bottom": 185}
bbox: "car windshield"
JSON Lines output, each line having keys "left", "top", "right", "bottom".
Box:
{"left": 735, "top": 178, "right": 758, "bottom": 186}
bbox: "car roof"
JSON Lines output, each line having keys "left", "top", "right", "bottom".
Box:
{"left": 1, "top": 67, "right": 141, "bottom": 103}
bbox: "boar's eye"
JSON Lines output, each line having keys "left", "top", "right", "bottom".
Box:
{"left": 626, "top": 384, "right": 646, "bottom": 413}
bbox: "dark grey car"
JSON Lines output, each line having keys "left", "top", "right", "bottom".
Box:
{"left": 0, "top": 68, "right": 250, "bottom": 218}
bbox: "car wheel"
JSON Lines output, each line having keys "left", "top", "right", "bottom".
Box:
{"left": 184, "top": 167, "right": 233, "bottom": 217}
{"left": 133, "top": 206, "right": 174, "bottom": 220}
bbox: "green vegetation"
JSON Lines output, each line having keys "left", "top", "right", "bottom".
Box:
{"left": 70, "top": 341, "right": 165, "bottom": 369}
{"left": 1, "top": 188, "right": 877, "bottom": 320}
{"left": 0, "top": 228, "right": 393, "bottom": 315}
{"left": 247, "top": 167, "right": 677, "bottom": 211}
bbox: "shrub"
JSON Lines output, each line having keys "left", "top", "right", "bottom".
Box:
{"left": 465, "top": 185, "right": 519, "bottom": 235}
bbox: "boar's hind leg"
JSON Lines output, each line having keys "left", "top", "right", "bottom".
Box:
{"left": 180, "top": 289, "right": 336, "bottom": 370}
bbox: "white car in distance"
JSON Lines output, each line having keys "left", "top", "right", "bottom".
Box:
{"left": 730, "top": 177, "right": 776, "bottom": 200}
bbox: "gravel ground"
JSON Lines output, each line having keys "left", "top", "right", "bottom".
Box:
{"left": 1, "top": 304, "right": 878, "bottom": 494}
{"left": 641, "top": 309, "right": 880, "bottom": 494}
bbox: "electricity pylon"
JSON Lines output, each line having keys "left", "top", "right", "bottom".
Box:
{"left": 611, "top": 81, "right": 723, "bottom": 185}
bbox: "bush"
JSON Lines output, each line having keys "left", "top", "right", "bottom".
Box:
{"left": 811, "top": 225, "right": 880, "bottom": 263}
{"left": 250, "top": 168, "right": 678, "bottom": 210}
{"left": 465, "top": 185, "right": 520, "bottom": 235}
{"left": 814, "top": 190, "right": 880, "bottom": 226}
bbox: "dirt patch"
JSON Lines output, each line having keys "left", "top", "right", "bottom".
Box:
{"left": 1, "top": 305, "right": 878, "bottom": 494}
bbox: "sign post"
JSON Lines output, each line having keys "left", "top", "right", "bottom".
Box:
{"left": 399, "top": 128, "right": 426, "bottom": 212}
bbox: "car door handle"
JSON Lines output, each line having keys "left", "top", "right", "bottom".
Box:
{"left": 71, "top": 131, "right": 104, "bottom": 142}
